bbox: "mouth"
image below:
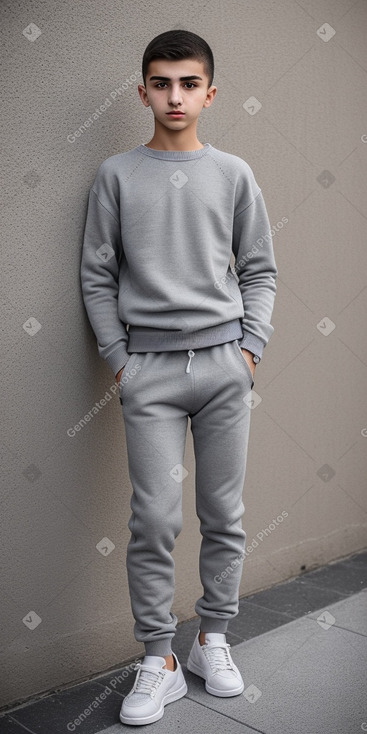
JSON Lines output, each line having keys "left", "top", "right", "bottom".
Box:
{"left": 167, "top": 111, "right": 185, "bottom": 116}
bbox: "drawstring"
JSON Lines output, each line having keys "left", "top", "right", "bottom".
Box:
{"left": 186, "top": 349, "right": 195, "bottom": 373}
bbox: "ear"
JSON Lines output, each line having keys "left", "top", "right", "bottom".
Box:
{"left": 138, "top": 84, "right": 150, "bottom": 107}
{"left": 203, "top": 85, "right": 217, "bottom": 108}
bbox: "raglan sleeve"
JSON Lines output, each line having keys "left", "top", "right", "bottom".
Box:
{"left": 80, "top": 161, "right": 130, "bottom": 376}
{"left": 232, "top": 164, "right": 278, "bottom": 359}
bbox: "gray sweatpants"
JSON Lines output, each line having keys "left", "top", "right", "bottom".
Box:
{"left": 119, "top": 339, "right": 254, "bottom": 657}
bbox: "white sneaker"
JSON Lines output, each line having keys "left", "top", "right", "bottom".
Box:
{"left": 119, "top": 652, "right": 187, "bottom": 726}
{"left": 187, "top": 632, "right": 244, "bottom": 697}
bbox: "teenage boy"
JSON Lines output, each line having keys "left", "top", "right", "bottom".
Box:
{"left": 81, "top": 29, "right": 277, "bottom": 727}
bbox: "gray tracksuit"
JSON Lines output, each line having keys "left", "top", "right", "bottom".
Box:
{"left": 81, "top": 143, "right": 277, "bottom": 656}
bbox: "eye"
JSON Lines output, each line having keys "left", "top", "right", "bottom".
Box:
{"left": 154, "top": 82, "right": 197, "bottom": 89}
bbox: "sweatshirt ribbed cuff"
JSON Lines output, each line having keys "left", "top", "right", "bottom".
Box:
{"left": 104, "top": 345, "right": 130, "bottom": 376}
{"left": 238, "top": 332, "right": 265, "bottom": 359}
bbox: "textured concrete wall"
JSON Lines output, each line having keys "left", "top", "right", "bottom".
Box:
{"left": 1, "top": 0, "right": 367, "bottom": 709}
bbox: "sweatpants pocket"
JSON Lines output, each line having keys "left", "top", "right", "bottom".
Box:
{"left": 234, "top": 340, "right": 254, "bottom": 389}
{"left": 118, "top": 352, "right": 138, "bottom": 403}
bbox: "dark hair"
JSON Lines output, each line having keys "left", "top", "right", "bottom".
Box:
{"left": 142, "top": 30, "right": 214, "bottom": 88}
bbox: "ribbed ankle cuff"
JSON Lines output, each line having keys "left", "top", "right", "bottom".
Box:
{"left": 144, "top": 639, "right": 174, "bottom": 657}
{"left": 199, "top": 616, "right": 229, "bottom": 634}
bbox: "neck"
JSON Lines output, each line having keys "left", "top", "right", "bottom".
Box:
{"left": 145, "top": 120, "right": 204, "bottom": 151}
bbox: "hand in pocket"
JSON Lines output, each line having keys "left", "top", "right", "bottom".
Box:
{"left": 116, "top": 367, "right": 124, "bottom": 385}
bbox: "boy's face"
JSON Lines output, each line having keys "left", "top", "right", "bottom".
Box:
{"left": 138, "top": 58, "right": 217, "bottom": 131}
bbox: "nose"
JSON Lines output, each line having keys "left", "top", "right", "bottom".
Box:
{"left": 168, "top": 84, "right": 183, "bottom": 106}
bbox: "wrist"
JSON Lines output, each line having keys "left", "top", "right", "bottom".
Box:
{"left": 241, "top": 348, "right": 260, "bottom": 365}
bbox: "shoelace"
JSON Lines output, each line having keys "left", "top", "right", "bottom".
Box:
{"left": 130, "top": 663, "right": 165, "bottom": 698}
{"left": 203, "top": 643, "right": 234, "bottom": 672}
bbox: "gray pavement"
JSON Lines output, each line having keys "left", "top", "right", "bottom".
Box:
{"left": 1, "top": 550, "right": 366, "bottom": 733}
{"left": 98, "top": 590, "right": 367, "bottom": 734}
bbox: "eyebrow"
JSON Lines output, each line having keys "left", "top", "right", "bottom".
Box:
{"left": 148, "top": 75, "right": 203, "bottom": 82}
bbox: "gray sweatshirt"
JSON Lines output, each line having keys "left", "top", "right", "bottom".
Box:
{"left": 81, "top": 143, "right": 277, "bottom": 376}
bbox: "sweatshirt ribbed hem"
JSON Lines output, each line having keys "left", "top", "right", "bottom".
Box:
{"left": 127, "top": 319, "right": 243, "bottom": 353}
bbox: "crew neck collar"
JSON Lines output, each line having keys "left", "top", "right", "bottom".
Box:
{"left": 137, "top": 143, "right": 212, "bottom": 160}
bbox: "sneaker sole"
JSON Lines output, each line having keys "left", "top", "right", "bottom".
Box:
{"left": 187, "top": 656, "right": 244, "bottom": 698}
{"left": 119, "top": 680, "right": 188, "bottom": 725}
